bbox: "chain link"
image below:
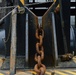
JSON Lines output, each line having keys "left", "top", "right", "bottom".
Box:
{"left": 34, "top": 24, "right": 46, "bottom": 75}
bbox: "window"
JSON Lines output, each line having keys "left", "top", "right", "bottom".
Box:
{"left": 70, "top": 0, "right": 76, "bottom": 27}
{"left": 0, "top": 0, "right": 2, "bottom": 3}
{"left": 29, "top": 0, "right": 53, "bottom": 2}
{"left": 71, "top": 0, "right": 75, "bottom": 2}
{"left": 29, "top": 0, "right": 33, "bottom": 2}
{"left": 70, "top": 16, "right": 75, "bottom": 26}
{"left": 35, "top": 0, "right": 46, "bottom": 2}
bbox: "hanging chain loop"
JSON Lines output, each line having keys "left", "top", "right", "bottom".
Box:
{"left": 34, "top": 24, "right": 46, "bottom": 75}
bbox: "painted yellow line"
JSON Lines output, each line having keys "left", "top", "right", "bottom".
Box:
{"left": 18, "top": 0, "right": 24, "bottom": 9}
{"left": 63, "top": 70, "right": 76, "bottom": 75}
{"left": 54, "top": 0, "right": 59, "bottom": 7}
{"left": 28, "top": 71, "right": 37, "bottom": 74}
{"left": 18, "top": 6, "right": 20, "bottom": 9}
{"left": 20, "top": 0, "right": 24, "bottom": 5}
{"left": 55, "top": 70, "right": 68, "bottom": 75}
{"left": 0, "top": 73, "right": 4, "bottom": 75}
{"left": 29, "top": 71, "right": 52, "bottom": 75}
{"left": 45, "top": 71, "right": 51, "bottom": 75}
{"left": 54, "top": 0, "right": 56, "bottom": 2}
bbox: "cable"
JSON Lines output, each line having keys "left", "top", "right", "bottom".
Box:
{"left": 25, "top": 2, "right": 52, "bottom": 6}
{"left": 0, "top": 6, "right": 18, "bottom": 24}
{"left": 0, "top": 1, "right": 52, "bottom": 10}
{"left": 4, "top": 19, "right": 11, "bottom": 43}
{"left": 0, "top": 6, "right": 18, "bottom": 43}
{"left": 0, "top": 6, "right": 17, "bottom": 9}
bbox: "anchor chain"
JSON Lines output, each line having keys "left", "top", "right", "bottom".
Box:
{"left": 34, "top": 24, "right": 46, "bottom": 75}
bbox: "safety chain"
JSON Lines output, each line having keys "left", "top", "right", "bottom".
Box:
{"left": 34, "top": 24, "right": 46, "bottom": 75}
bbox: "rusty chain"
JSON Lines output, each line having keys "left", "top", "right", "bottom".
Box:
{"left": 34, "top": 24, "right": 46, "bottom": 75}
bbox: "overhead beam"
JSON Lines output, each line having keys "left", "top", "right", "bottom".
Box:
{"left": 28, "top": 2, "right": 53, "bottom": 7}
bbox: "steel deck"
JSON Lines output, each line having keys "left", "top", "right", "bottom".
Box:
{"left": 0, "top": 56, "right": 76, "bottom": 75}
{"left": 0, "top": 69, "right": 76, "bottom": 75}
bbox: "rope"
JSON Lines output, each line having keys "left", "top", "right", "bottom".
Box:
{"left": 0, "top": 6, "right": 17, "bottom": 9}
{"left": 25, "top": 2, "right": 52, "bottom": 7}
{"left": 0, "top": 6, "right": 18, "bottom": 23}
{"left": 4, "top": 19, "right": 11, "bottom": 43}
{"left": 0, "top": 1, "right": 52, "bottom": 10}
{"left": 0, "top": 6, "right": 18, "bottom": 43}
{"left": 0, "top": 2, "right": 46, "bottom": 10}
{"left": 0, "top": 1, "right": 53, "bottom": 10}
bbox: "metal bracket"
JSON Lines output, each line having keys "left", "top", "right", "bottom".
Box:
{"left": 18, "top": 7, "right": 25, "bottom": 14}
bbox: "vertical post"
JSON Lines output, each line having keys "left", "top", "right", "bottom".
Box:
{"left": 25, "top": 13, "right": 29, "bottom": 68}
{"left": 74, "top": 0, "right": 76, "bottom": 55}
{"left": 75, "top": 0, "right": 76, "bottom": 28}
{"left": 10, "top": 8, "right": 17, "bottom": 75}
{"left": 52, "top": 12, "right": 58, "bottom": 66}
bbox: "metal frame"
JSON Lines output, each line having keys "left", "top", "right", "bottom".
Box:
{"left": 24, "top": 0, "right": 59, "bottom": 67}
{"left": 51, "top": 12, "right": 58, "bottom": 66}
{"left": 3, "top": 0, "right": 68, "bottom": 74}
